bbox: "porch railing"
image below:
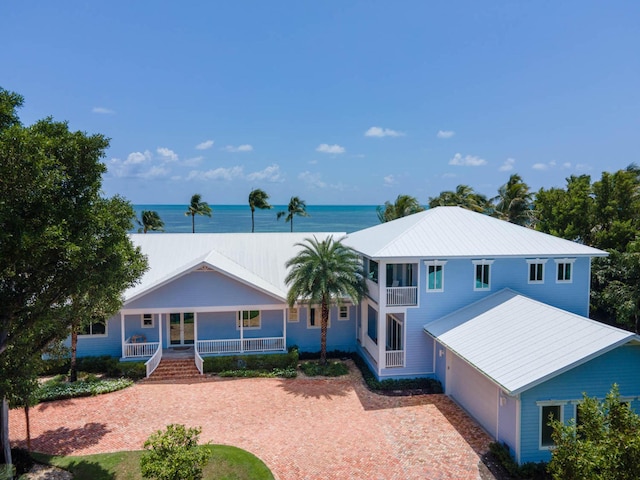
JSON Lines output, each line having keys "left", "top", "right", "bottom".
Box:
{"left": 386, "top": 286, "right": 417, "bottom": 306}
{"left": 125, "top": 340, "right": 160, "bottom": 358}
{"left": 385, "top": 350, "right": 405, "bottom": 368}
{"left": 197, "top": 337, "right": 285, "bottom": 355}
{"left": 144, "top": 344, "right": 163, "bottom": 377}
{"left": 194, "top": 348, "right": 204, "bottom": 375}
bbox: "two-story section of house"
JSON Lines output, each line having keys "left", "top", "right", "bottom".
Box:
{"left": 344, "top": 206, "right": 640, "bottom": 464}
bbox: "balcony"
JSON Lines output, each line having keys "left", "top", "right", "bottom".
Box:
{"left": 386, "top": 286, "right": 418, "bottom": 306}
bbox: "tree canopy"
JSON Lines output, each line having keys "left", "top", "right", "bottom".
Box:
{"left": 377, "top": 194, "right": 425, "bottom": 223}
{"left": 428, "top": 184, "right": 490, "bottom": 213}
{"left": 492, "top": 174, "right": 533, "bottom": 226}
{"left": 248, "top": 188, "right": 272, "bottom": 233}
{"left": 285, "top": 236, "right": 366, "bottom": 364}
{"left": 185, "top": 193, "right": 212, "bottom": 233}
{"left": 277, "top": 196, "right": 309, "bottom": 232}
{"left": 0, "top": 87, "right": 147, "bottom": 465}
{"left": 138, "top": 210, "right": 165, "bottom": 233}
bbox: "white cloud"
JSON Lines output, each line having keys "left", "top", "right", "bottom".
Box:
{"left": 442, "top": 173, "right": 457, "bottom": 178}
{"left": 532, "top": 163, "right": 548, "bottom": 171}
{"left": 562, "top": 162, "right": 572, "bottom": 169}
{"left": 156, "top": 147, "right": 178, "bottom": 162}
{"left": 499, "top": 158, "right": 515, "bottom": 172}
{"left": 187, "top": 166, "right": 244, "bottom": 181}
{"left": 181, "top": 156, "right": 204, "bottom": 167}
{"left": 437, "top": 130, "right": 455, "bottom": 139}
{"left": 449, "top": 153, "right": 487, "bottom": 167}
{"left": 316, "top": 144, "right": 345, "bottom": 154}
{"left": 223, "top": 144, "right": 253, "bottom": 153}
{"left": 92, "top": 107, "right": 115, "bottom": 114}
{"left": 298, "top": 171, "right": 327, "bottom": 188}
{"left": 125, "top": 150, "right": 152, "bottom": 165}
{"left": 246, "top": 164, "right": 283, "bottom": 182}
{"left": 195, "top": 140, "right": 214, "bottom": 150}
{"left": 364, "top": 126, "right": 405, "bottom": 138}
{"left": 383, "top": 174, "right": 397, "bottom": 186}
{"left": 140, "top": 166, "right": 170, "bottom": 178}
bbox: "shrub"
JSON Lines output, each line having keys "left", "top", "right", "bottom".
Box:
{"left": 140, "top": 424, "right": 211, "bottom": 480}
{"left": 300, "top": 360, "right": 349, "bottom": 377}
{"left": 10, "top": 447, "right": 33, "bottom": 476}
{"left": 36, "top": 378, "right": 133, "bottom": 402}
{"left": 41, "top": 356, "right": 146, "bottom": 380}
{"left": 117, "top": 361, "right": 147, "bottom": 380}
{"left": 352, "top": 353, "right": 443, "bottom": 393}
{"left": 217, "top": 367, "right": 297, "bottom": 378}
{"left": 203, "top": 350, "right": 298, "bottom": 374}
{"left": 297, "top": 349, "right": 353, "bottom": 360}
{"left": 488, "top": 442, "right": 548, "bottom": 479}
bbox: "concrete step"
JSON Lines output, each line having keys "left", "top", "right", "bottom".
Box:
{"left": 148, "top": 358, "right": 202, "bottom": 380}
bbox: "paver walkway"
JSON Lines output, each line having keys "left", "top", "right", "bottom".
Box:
{"left": 10, "top": 363, "right": 494, "bottom": 479}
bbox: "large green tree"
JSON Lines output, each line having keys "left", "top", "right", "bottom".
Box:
{"left": 285, "top": 236, "right": 366, "bottom": 364}
{"left": 248, "top": 188, "right": 272, "bottom": 233}
{"left": 0, "top": 87, "right": 147, "bottom": 466}
{"left": 492, "top": 174, "right": 533, "bottom": 226}
{"left": 185, "top": 194, "right": 212, "bottom": 233}
{"left": 277, "top": 196, "right": 309, "bottom": 232}
{"left": 428, "top": 184, "right": 490, "bottom": 213}
{"left": 137, "top": 210, "right": 165, "bottom": 233}
{"left": 549, "top": 384, "right": 640, "bottom": 480}
{"left": 377, "top": 194, "right": 425, "bottom": 223}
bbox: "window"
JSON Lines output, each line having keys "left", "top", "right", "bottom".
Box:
{"left": 472, "top": 260, "right": 494, "bottom": 290}
{"left": 307, "top": 306, "right": 331, "bottom": 328}
{"left": 367, "top": 305, "right": 378, "bottom": 344}
{"left": 288, "top": 307, "right": 299, "bottom": 322}
{"left": 338, "top": 305, "right": 349, "bottom": 321}
{"left": 555, "top": 258, "right": 576, "bottom": 283}
{"left": 237, "top": 310, "right": 261, "bottom": 329}
{"left": 540, "top": 404, "right": 562, "bottom": 448}
{"left": 527, "top": 259, "right": 547, "bottom": 284}
{"left": 365, "top": 258, "right": 379, "bottom": 284}
{"left": 80, "top": 318, "right": 107, "bottom": 336}
{"left": 386, "top": 314, "right": 403, "bottom": 351}
{"left": 141, "top": 313, "right": 154, "bottom": 328}
{"left": 425, "top": 260, "right": 447, "bottom": 292}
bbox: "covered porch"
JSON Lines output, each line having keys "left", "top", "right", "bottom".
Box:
{"left": 120, "top": 307, "right": 288, "bottom": 376}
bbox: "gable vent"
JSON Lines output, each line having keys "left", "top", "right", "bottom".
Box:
{"left": 195, "top": 265, "right": 215, "bottom": 272}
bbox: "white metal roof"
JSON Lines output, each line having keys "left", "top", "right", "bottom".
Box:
{"left": 125, "top": 232, "right": 345, "bottom": 304}
{"left": 424, "top": 289, "right": 638, "bottom": 395}
{"left": 343, "top": 206, "right": 607, "bottom": 259}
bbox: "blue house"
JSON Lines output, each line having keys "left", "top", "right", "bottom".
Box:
{"left": 75, "top": 206, "right": 640, "bottom": 464}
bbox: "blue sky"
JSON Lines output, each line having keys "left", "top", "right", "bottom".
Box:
{"left": 3, "top": 2, "right": 639, "bottom": 205}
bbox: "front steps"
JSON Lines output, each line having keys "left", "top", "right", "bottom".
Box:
{"left": 148, "top": 358, "right": 202, "bottom": 381}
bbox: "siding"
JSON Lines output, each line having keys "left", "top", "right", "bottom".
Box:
{"left": 196, "top": 310, "right": 284, "bottom": 341}
{"left": 74, "top": 314, "right": 122, "bottom": 358}
{"left": 519, "top": 344, "right": 640, "bottom": 463}
{"left": 125, "top": 270, "right": 283, "bottom": 310}
{"left": 286, "top": 305, "right": 357, "bottom": 353}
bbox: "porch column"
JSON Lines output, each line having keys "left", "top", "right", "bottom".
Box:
{"left": 378, "top": 261, "right": 387, "bottom": 374}
{"left": 282, "top": 307, "right": 287, "bottom": 351}
{"left": 239, "top": 311, "right": 244, "bottom": 353}
{"left": 120, "top": 312, "right": 125, "bottom": 358}
{"left": 158, "top": 313, "right": 163, "bottom": 351}
{"left": 194, "top": 312, "right": 198, "bottom": 350}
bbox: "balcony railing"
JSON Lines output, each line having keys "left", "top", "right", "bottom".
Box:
{"left": 385, "top": 350, "right": 405, "bottom": 368}
{"left": 197, "top": 337, "right": 285, "bottom": 355}
{"left": 386, "top": 286, "right": 417, "bottom": 306}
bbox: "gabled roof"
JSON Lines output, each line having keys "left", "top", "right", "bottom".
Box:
{"left": 344, "top": 206, "right": 607, "bottom": 259}
{"left": 424, "top": 289, "right": 638, "bottom": 395}
{"left": 125, "top": 232, "right": 345, "bottom": 304}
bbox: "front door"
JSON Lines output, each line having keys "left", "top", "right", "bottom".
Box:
{"left": 169, "top": 312, "right": 195, "bottom": 346}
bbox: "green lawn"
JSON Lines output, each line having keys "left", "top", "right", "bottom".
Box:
{"left": 31, "top": 445, "right": 274, "bottom": 480}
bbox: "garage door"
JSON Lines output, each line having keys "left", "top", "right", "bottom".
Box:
{"left": 446, "top": 350, "right": 498, "bottom": 438}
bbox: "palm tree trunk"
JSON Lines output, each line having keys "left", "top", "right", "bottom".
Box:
{"left": 320, "top": 298, "right": 329, "bottom": 365}
{"left": 290, "top": 216, "right": 293, "bottom": 232}
{"left": 192, "top": 214, "right": 195, "bottom": 233}
{"left": 251, "top": 210, "right": 255, "bottom": 233}
{"left": 70, "top": 328, "right": 78, "bottom": 382}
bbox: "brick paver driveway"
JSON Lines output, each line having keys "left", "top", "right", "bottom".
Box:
{"left": 10, "top": 362, "right": 494, "bottom": 479}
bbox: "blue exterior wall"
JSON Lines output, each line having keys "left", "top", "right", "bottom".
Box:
{"left": 74, "top": 314, "right": 122, "bottom": 357}
{"left": 125, "top": 270, "right": 282, "bottom": 310}
{"left": 196, "top": 310, "right": 284, "bottom": 341}
{"left": 519, "top": 344, "right": 640, "bottom": 463}
{"left": 286, "top": 305, "right": 357, "bottom": 353}
{"left": 497, "top": 393, "right": 518, "bottom": 459}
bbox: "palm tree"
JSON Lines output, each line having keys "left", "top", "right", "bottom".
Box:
{"left": 277, "top": 196, "right": 309, "bottom": 232}
{"left": 285, "top": 236, "right": 367, "bottom": 364}
{"left": 137, "top": 210, "right": 165, "bottom": 233}
{"left": 492, "top": 174, "right": 533, "bottom": 226}
{"left": 428, "top": 184, "right": 490, "bottom": 213}
{"left": 248, "top": 188, "right": 273, "bottom": 233}
{"left": 377, "top": 194, "right": 425, "bottom": 223}
{"left": 184, "top": 193, "right": 212, "bottom": 233}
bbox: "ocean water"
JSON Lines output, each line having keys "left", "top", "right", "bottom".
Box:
{"left": 132, "top": 205, "right": 380, "bottom": 234}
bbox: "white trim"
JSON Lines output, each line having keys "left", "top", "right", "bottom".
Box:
{"left": 472, "top": 259, "right": 494, "bottom": 291}
{"left": 338, "top": 305, "right": 350, "bottom": 321}
{"left": 121, "top": 304, "right": 285, "bottom": 315}
{"left": 141, "top": 313, "right": 155, "bottom": 329}
{"left": 237, "top": 310, "right": 261, "bottom": 330}
{"left": 526, "top": 258, "right": 547, "bottom": 284}
{"left": 555, "top": 258, "right": 576, "bottom": 284}
{"left": 424, "top": 260, "right": 447, "bottom": 293}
